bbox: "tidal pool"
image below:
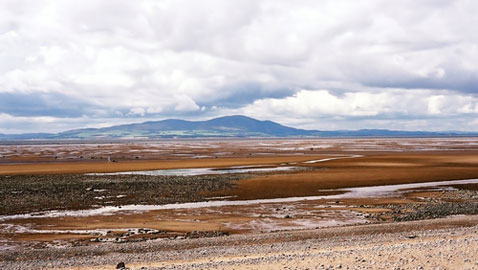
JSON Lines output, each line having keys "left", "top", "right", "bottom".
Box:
{"left": 86, "top": 165, "right": 302, "bottom": 176}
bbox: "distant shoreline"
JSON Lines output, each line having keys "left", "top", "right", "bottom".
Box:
{"left": 1, "top": 135, "right": 478, "bottom": 145}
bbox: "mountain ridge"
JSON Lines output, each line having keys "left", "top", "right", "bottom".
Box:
{"left": 0, "top": 115, "right": 476, "bottom": 140}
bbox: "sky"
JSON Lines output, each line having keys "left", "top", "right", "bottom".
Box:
{"left": 1, "top": 0, "right": 478, "bottom": 133}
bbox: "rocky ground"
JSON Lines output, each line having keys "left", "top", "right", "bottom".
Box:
{"left": 359, "top": 188, "right": 478, "bottom": 222}
{"left": 1, "top": 215, "right": 478, "bottom": 270}
{"left": 0, "top": 174, "right": 247, "bottom": 215}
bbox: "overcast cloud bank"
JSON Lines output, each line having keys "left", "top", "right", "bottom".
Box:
{"left": 1, "top": 0, "right": 477, "bottom": 133}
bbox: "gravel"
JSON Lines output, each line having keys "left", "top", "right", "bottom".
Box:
{"left": 2, "top": 215, "right": 478, "bottom": 270}
{"left": 364, "top": 189, "right": 478, "bottom": 222}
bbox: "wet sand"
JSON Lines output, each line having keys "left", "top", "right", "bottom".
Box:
{"left": 2, "top": 151, "right": 478, "bottom": 248}
{"left": 225, "top": 152, "right": 478, "bottom": 199}
{"left": 1, "top": 137, "right": 478, "bottom": 164}
{"left": 0, "top": 155, "right": 328, "bottom": 175}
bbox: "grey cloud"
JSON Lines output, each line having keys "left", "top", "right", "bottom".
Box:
{"left": 0, "top": 92, "right": 96, "bottom": 117}
{"left": 198, "top": 82, "right": 295, "bottom": 108}
{"left": 373, "top": 64, "right": 478, "bottom": 94}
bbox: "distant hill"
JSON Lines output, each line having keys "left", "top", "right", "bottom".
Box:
{"left": 0, "top": 115, "right": 476, "bottom": 140}
{"left": 54, "top": 115, "right": 316, "bottom": 139}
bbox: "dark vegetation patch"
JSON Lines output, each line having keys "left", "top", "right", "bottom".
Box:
{"left": 0, "top": 174, "right": 247, "bottom": 215}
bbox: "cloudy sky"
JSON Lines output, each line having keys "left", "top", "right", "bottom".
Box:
{"left": 1, "top": 0, "right": 478, "bottom": 133}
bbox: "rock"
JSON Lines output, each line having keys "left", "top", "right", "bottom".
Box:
{"left": 116, "top": 262, "right": 126, "bottom": 269}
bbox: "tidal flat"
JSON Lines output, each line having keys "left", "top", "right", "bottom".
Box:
{"left": 1, "top": 138, "right": 478, "bottom": 269}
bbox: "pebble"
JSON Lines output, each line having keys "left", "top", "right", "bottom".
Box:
{"left": 2, "top": 216, "right": 478, "bottom": 270}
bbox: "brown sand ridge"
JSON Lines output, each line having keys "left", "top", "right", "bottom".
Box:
{"left": 217, "top": 152, "right": 478, "bottom": 199}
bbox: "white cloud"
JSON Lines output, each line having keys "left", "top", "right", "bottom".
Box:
{"left": 127, "top": 108, "right": 145, "bottom": 116}
{"left": 218, "top": 89, "right": 478, "bottom": 131}
{"left": 173, "top": 94, "right": 200, "bottom": 112}
{"left": 242, "top": 90, "right": 387, "bottom": 117}
{"left": 427, "top": 95, "right": 445, "bottom": 115}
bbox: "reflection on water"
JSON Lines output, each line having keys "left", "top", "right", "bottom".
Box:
{"left": 86, "top": 166, "right": 302, "bottom": 176}
{"left": 85, "top": 154, "right": 364, "bottom": 176}
{"left": 3, "top": 179, "right": 478, "bottom": 221}
{"left": 332, "top": 178, "right": 478, "bottom": 199}
{"left": 303, "top": 155, "right": 363, "bottom": 164}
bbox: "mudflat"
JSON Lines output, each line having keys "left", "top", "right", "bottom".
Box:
{"left": 1, "top": 138, "right": 478, "bottom": 269}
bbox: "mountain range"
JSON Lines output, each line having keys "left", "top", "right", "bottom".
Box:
{"left": 0, "top": 115, "right": 476, "bottom": 140}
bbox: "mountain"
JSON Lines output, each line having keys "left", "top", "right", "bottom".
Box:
{"left": 54, "top": 115, "right": 316, "bottom": 139}
{"left": 0, "top": 115, "right": 476, "bottom": 140}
